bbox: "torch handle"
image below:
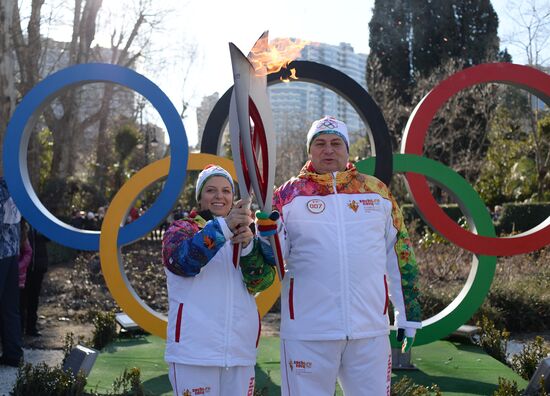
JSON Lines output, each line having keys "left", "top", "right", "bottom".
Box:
{"left": 269, "top": 232, "right": 285, "bottom": 281}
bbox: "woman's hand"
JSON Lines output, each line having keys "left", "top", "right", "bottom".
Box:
{"left": 231, "top": 224, "right": 253, "bottom": 247}
{"left": 224, "top": 198, "right": 252, "bottom": 233}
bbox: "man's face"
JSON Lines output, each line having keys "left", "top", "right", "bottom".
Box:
{"left": 309, "top": 133, "right": 348, "bottom": 174}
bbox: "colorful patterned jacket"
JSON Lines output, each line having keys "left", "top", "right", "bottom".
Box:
{"left": 0, "top": 178, "right": 21, "bottom": 259}
{"left": 273, "top": 161, "right": 422, "bottom": 340}
{"left": 162, "top": 212, "right": 275, "bottom": 366}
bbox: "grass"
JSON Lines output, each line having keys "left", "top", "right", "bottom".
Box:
{"left": 86, "top": 335, "right": 528, "bottom": 396}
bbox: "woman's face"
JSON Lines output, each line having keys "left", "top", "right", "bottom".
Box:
{"left": 198, "top": 176, "right": 233, "bottom": 217}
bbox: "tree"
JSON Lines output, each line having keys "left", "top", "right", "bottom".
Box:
{"left": 477, "top": 107, "right": 533, "bottom": 205}
{"left": 367, "top": 0, "right": 500, "bottom": 202}
{"left": 500, "top": 0, "right": 550, "bottom": 199}
{"left": 0, "top": 0, "right": 17, "bottom": 175}
{"left": 10, "top": 0, "right": 171, "bottom": 215}
{"left": 113, "top": 123, "right": 138, "bottom": 193}
{"left": 368, "top": 0, "right": 499, "bottom": 104}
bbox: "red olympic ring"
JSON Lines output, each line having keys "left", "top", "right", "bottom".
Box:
{"left": 401, "top": 63, "right": 550, "bottom": 256}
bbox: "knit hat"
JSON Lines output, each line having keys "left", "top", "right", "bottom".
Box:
{"left": 195, "top": 164, "right": 235, "bottom": 201}
{"left": 306, "top": 115, "right": 350, "bottom": 153}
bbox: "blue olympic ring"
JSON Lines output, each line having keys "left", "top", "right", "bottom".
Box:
{"left": 3, "top": 63, "right": 188, "bottom": 250}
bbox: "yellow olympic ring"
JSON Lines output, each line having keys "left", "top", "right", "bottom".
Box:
{"left": 99, "top": 153, "right": 280, "bottom": 338}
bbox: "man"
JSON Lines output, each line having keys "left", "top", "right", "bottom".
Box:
{"left": 257, "top": 116, "right": 421, "bottom": 395}
{"left": 0, "top": 176, "right": 23, "bottom": 367}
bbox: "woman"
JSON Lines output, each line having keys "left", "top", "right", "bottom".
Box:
{"left": 18, "top": 220, "right": 32, "bottom": 330}
{"left": 162, "top": 164, "right": 275, "bottom": 396}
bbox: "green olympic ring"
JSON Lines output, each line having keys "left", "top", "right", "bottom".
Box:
{"left": 356, "top": 154, "right": 496, "bottom": 346}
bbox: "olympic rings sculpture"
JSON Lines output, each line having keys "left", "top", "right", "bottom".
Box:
{"left": 3, "top": 61, "right": 549, "bottom": 344}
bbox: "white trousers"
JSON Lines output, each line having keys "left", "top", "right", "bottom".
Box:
{"left": 280, "top": 335, "right": 391, "bottom": 396}
{"left": 168, "top": 363, "right": 255, "bottom": 396}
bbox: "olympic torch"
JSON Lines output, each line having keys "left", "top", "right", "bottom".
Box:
{"left": 228, "top": 32, "right": 285, "bottom": 280}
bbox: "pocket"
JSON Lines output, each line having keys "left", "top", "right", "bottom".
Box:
{"left": 383, "top": 275, "right": 389, "bottom": 315}
{"left": 289, "top": 277, "right": 295, "bottom": 320}
{"left": 175, "top": 303, "right": 184, "bottom": 342}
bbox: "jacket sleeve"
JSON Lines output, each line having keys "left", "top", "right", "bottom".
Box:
{"left": 384, "top": 193, "right": 422, "bottom": 329}
{"left": 162, "top": 218, "right": 231, "bottom": 277}
{"left": 269, "top": 187, "right": 290, "bottom": 260}
{"left": 239, "top": 238, "right": 276, "bottom": 294}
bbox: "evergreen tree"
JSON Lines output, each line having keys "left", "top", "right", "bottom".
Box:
{"left": 368, "top": 0, "right": 499, "bottom": 104}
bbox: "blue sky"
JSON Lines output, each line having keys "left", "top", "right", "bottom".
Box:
{"left": 45, "top": 0, "right": 541, "bottom": 145}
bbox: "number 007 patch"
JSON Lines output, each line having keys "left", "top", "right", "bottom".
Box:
{"left": 307, "top": 199, "right": 325, "bottom": 214}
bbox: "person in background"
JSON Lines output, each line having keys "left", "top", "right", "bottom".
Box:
{"left": 256, "top": 116, "right": 422, "bottom": 395}
{"left": 22, "top": 224, "right": 49, "bottom": 337}
{"left": 0, "top": 177, "right": 23, "bottom": 367}
{"left": 18, "top": 220, "right": 32, "bottom": 330}
{"left": 162, "top": 165, "right": 276, "bottom": 396}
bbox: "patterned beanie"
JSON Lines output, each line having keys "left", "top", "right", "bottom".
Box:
{"left": 195, "top": 164, "right": 235, "bottom": 201}
{"left": 306, "top": 115, "right": 350, "bottom": 153}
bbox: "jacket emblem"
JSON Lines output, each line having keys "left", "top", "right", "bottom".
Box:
{"left": 359, "top": 198, "right": 381, "bottom": 212}
{"left": 347, "top": 200, "right": 359, "bottom": 212}
{"left": 203, "top": 235, "right": 215, "bottom": 249}
{"left": 191, "top": 386, "right": 211, "bottom": 394}
{"left": 307, "top": 199, "right": 325, "bottom": 214}
{"left": 289, "top": 359, "right": 313, "bottom": 373}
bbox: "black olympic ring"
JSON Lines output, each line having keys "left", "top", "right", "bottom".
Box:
{"left": 200, "top": 60, "right": 393, "bottom": 185}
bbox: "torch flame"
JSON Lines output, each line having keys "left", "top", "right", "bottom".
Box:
{"left": 281, "top": 68, "right": 298, "bottom": 83}
{"left": 248, "top": 37, "right": 311, "bottom": 77}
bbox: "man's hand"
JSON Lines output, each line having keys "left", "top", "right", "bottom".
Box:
{"left": 255, "top": 210, "right": 280, "bottom": 237}
{"left": 396, "top": 328, "right": 416, "bottom": 353}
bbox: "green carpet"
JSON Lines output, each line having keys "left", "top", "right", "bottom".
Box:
{"left": 86, "top": 336, "right": 528, "bottom": 395}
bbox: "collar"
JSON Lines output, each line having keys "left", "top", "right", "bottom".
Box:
{"left": 299, "top": 161, "right": 357, "bottom": 186}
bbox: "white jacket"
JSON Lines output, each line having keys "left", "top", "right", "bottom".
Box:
{"left": 163, "top": 216, "right": 261, "bottom": 366}
{"left": 274, "top": 162, "right": 422, "bottom": 340}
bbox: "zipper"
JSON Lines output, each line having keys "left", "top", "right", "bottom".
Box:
{"left": 175, "top": 303, "right": 183, "bottom": 343}
{"left": 289, "top": 277, "right": 295, "bottom": 320}
{"left": 332, "top": 172, "right": 351, "bottom": 338}
{"left": 223, "top": 248, "right": 234, "bottom": 368}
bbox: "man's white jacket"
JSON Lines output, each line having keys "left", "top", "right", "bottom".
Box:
{"left": 273, "top": 161, "right": 422, "bottom": 341}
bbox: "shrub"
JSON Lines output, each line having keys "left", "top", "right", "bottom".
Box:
{"left": 402, "top": 204, "right": 465, "bottom": 235}
{"left": 11, "top": 362, "right": 87, "bottom": 396}
{"left": 62, "top": 332, "right": 87, "bottom": 367}
{"left": 11, "top": 363, "right": 147, "bottom": 396}
{"left": 111, "top": 367, "right": 144, "bottom": 396}
{"left": 486, "top": 275, "right": 550, "bottom": 333}
{"left": 492, "top": 377, "right": 520, "bottom": 396}
{"left": 476, "top": 316, "right": 509, "bottom": 364}
{"left": 91, "top": 310, "right": 117, "bottom": 350}
{"left": 496, "top": 202, "right": 550, "bottom": 234}
{"left": 511, "top": 336, "right": 550, "bottom": 381}
{"left": 390, "top": 376, "right": 442, "bottom": 395}
{"left": 417, "top": 286, "right": 455, "bottom": 320}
